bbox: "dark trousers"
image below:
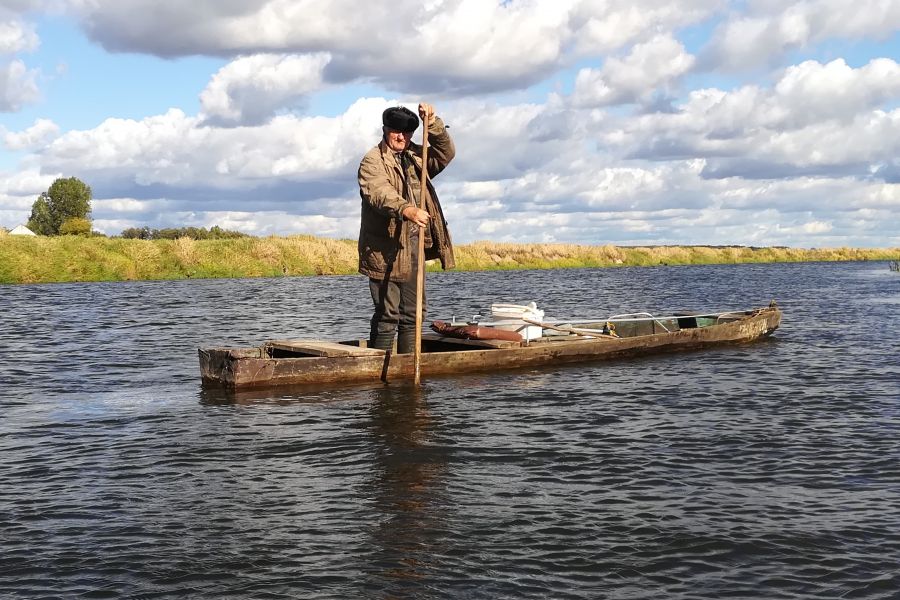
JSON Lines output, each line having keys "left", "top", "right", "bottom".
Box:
{"left": 368, "top": 236, "right": 424, "bottom": 353}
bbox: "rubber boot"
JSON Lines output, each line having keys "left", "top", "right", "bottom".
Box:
{"left": 396, "top": 329, "right": 416, "bottom": 354}
{"left": 370, "top": 331, "right": 395, "bottom": 352}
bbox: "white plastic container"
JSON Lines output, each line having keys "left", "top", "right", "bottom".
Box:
{"left": 490, "top": 302, "right": 545, "bottom": 341}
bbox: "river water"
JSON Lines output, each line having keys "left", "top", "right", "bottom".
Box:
{"left": 1, "top": 261, "right": 898, "bottom": 599}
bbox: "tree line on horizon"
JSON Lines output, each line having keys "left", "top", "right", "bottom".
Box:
{"left": 119, "top": 225, "right": 249, "bottom": 240}
{"left": 22, "top": 176, "right": 246, "bottom": 240}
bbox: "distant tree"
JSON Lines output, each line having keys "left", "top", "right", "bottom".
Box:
{"left": 155, "top": 228, "right": 183, "bottom": 240}
{"left": 27, "top": 177, "right": 93, "bottom": 235}
{"left": 208, "top": 225, "right": 248, "bottom": 239}
{"left": 59, "top": 217, "right": 93, "bottom": 236}
{"left": 121, "top": 226, "right": 153, "bottom": 240}
{"left": 27, "top": 196, "right": 55, "bottom": 235}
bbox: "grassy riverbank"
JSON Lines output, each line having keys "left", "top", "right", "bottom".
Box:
{"left": 0, "top": 232, "right": 897, "bottom": 284}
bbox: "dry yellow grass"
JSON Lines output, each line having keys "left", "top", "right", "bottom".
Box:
{"left": 172, "top": 236, "right": 198, "bottom": 268}
{"left": 0, "top": 234, "right": 897, "bottom": 284}
{"left": 250, "top": 238, "right": 282, "bottom": 265}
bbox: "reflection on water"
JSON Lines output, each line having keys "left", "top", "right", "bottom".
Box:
{"left": 2, "top": 262, "right": 900, "bottom": 599}
{"left": 198, "top": 381, "right": 449, "bottom": 596}
{"left": 363, "top": 385, "right": 446, "bottom": 592}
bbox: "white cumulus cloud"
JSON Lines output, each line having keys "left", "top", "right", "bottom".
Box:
{"left": 773, "top": 59, "right": 900, "bottom": 127}
{"left": 199, "top": 53, "right": 331, "bottom": 126}
{"left": 572, "top": 34, "right": 695, "bottom": 107}
{"left": 38, "top": 98, "right": 394, "bottom": 193}
{"left": 65, "top": 0, "right": 718, "bottom": 96}
{"left": 4, "top": 118, "right": 59, "bottom": 150}
{"left": 702, "top": 0, "right": 900, "bottom": 71}
{"left": 569, "top": 0, "right": 721, "bottom": 54}
{"left": 618, "top": 57, "right": 900, "bottom": 181}
{"left": 0, "top": 19, "right": 39, "bottom": 54}
{"left": 0, "top": 58, "right": 40, "bottom": 111}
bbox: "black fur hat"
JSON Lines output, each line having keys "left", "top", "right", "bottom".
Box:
{"left": 382, "top": 106, "right": 419, "bottom": 132}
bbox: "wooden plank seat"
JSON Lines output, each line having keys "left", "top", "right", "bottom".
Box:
{"left": 264, "top": 340, "right": 385, "bottom": 357}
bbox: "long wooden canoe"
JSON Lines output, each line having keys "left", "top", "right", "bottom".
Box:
{"left": 199, "top": 303, "right": 781, "bottom": 390}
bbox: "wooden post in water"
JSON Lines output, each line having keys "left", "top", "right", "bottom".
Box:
{"left": 414, "top": 109, "right": 430, "bottom": 385}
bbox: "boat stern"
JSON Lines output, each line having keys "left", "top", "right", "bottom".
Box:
{"left": 198, "top": 347, "right": 261, "bottom": 387}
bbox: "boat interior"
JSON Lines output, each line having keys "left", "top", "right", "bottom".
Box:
{"left": 260, "top": 310, "right": 756, "bottom": 359}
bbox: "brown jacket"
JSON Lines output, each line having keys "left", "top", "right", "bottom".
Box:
{"left": 358, "top": 116, "right": 456, "bottom": 282}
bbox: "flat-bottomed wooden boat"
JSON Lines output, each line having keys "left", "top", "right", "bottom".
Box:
{"left": 199, "top": 303, "right": 782, "bottom": 390}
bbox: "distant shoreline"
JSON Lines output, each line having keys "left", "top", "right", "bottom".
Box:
{"left": 1, "top": 234, "right": 897, "bottom": 285}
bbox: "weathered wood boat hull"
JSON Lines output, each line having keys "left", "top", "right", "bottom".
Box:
{"left": 199, "top": 306, "right": 781, "bottom": 390}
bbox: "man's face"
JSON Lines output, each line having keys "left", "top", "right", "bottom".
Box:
{"left": 384, "top": 127, "right": 413, "bottom": 152}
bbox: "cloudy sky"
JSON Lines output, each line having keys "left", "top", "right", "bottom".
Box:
{"left": 1, "top": 0, "right": 898, "bottom": 247}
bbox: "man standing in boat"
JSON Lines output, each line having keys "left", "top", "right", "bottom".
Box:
{"left": 358, "top": 103, "right": 456, "bottom": 353}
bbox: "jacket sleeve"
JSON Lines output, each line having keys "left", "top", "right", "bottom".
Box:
{"left": 424, "top": 116, "right": 455, "bottom": 178}
{"left": 358, "top": 152, "right": 413, "bottom": 219}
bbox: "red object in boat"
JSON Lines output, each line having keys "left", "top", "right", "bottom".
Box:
{"left": 430, "top": 320, "right": 524, "bottom": 342}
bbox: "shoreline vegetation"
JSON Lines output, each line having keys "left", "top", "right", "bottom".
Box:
{"left": 0, "top": 232, "right": 897, "bottom": 284}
